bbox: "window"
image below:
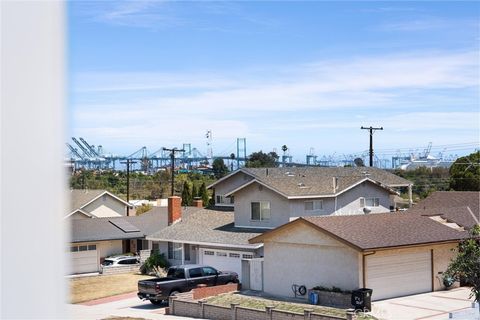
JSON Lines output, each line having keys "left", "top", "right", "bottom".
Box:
{"left": 189, "top": 267, "right": 203, "bottom": 278}
{"left": 204, "top": 250, "right": 214, "bottom": 256}
{"left": 184, "top": 244, "right": 190, "bottom": 261}
{"left": 242, "top": 254, "right": 254, "bottom": 259}
{"left": 152, "top": 242, "right": 159, "bottom": 253}
{"left": 79, "top": 245, "right": 88, "bottom": 251}
{"left": 70, "top": 246, "right": 78, "bottom": 252}
{"left": 229, "top": 253, "right": 240, "bottom": 258}
{"left": 88, "top": 245, "right": 96, "bottom": 250}
{"left": 118, "top": 258, "right": 138, "bottom": 265}
{"left": 137, "top": 239, "right": 149, "bottom": 251}
{"left": 216, "top": 195, "right": 234, "bottom": 205}
{"left": 304, "top": 200, "right": 323, "bottom": 211}
{"left": 216, "top": 252, "right": 227, "bottom": 257}
{"left": 167, "top": 267, "right": 185, "bottom": 279}
{"left": 251, "top": 201, "right": 270, "bottom": 221}
{"left": 360, "top": 197, "right": 380, "bottom": 207}
{"left": 202, "top": 267, "right": 217, "bottom": 276}
{"left": 168, "top": 242, "right": 183, "bottom": 260}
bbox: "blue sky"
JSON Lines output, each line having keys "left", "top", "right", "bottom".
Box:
{"left": 68, "top": 1, "right": 480, "bottom": 162}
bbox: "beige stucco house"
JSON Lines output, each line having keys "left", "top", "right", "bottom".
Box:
{"left": 66, "top": 189, "right": 131, "bottom": 219}
{"left": 250, "top": 204, "right": 478, "bottom": 301}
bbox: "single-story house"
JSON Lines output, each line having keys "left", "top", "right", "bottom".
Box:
{"left": 66, "top": 189, "right": 131, "bottom": 219}
{"left": 249, "top": 205, "right": 477, "bottom": 301}
{"left": 146, "top": 197, "right": 264, "bottom": 281}
{"left": 69, "top": 207, "right": 168, "bottom": 274}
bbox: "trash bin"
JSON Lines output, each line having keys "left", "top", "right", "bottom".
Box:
{"left": 351, "top": 288, "right": 372, "bottom": 311}
{"left": 309, "top": 291, "right": 319, "bottom": 305}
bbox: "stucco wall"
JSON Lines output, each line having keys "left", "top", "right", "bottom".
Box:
{"left": 335, "top": 181, "right": 392, "bottom": 215}
{"left": 83, "top": 195, "right": 126, "bottom": 218}
{"left": 262, "top": 222, "right": 361, "bottom": 298}
{"left": 234, "top": 182, "right": 290, "bottom": 228}
{"left": 213, "top": 172, "right": 254, "bottom": 206}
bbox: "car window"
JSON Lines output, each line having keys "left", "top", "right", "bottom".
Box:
{"left": 167, "top": 268, "right": 185, "bottom": 279}
{"left": 189, "top": 268, "right": 203, "bottom": 278}
{"left": 202, "top": 267, "right": 217, "bottom": 276}
{"left": 118, "top": 258, "right": 137, "bottom": 265}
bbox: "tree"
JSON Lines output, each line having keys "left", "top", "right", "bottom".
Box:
{"left": 199, "top": 182, "right": 209, "bottom": 207}
{"left": 136, "top": 203, "right": 153, "bottom": 215}
{"left": 212, "top": 158, "right": 229, "bottom": 179}
{"left": 192, "top": 183, "right": 198, "bottom": 199}
{"left": 449, "top": 151, "right": 480, "bottom": 191}
{"left": 445, "top": 225, "right": 480, "bottom": 304}
{"left": 181, "top": 181, "right": 192, "bottom": 206}
{"left": 246, "top": 151, "right": 279, "bottom": 168}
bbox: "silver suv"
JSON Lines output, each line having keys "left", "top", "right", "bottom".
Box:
{"left": 100, "top": 255, "right": 140, "bottom": 273}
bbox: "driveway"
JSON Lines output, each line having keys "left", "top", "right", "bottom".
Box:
{"left": 67, "top": 292, "right": 198, "bottom": 320}
{"left": 371, "top": 287, "right": 477, "bottom": 320}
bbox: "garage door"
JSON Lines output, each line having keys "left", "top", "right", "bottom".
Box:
{"left": 366, "top": 251, "right": 431, "bottom": 300}
{"left": 200, "top": 249, "right": 254, "bottom": 282}
{"left": 70, "top": 244, "right": 98, "bottom": 274}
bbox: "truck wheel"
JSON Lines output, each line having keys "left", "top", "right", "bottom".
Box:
{"left": 149, "top": 299, "right": 163, "bottom": 305}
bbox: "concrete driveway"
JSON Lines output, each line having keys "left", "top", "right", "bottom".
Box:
{"left": 371, "top": 287, "right": 477, "bottom": 320}
{"left": 67, "top": 292, "right": 198, "bottom": 320}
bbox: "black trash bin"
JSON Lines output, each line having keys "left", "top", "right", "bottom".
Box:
{"left": 351, "top": 288, "right": 372, "bottom": 311}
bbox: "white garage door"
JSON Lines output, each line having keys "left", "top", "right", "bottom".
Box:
{"left": 70, "top": 244, "right": 98, "bottom": 274}
{"left": 201, "top": 249, "right": 254, "bottom": 282}
{"left": 366, "top": 250, "right": 432, "bottom": 300}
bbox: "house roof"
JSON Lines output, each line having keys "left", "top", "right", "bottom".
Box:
{"left": 414, "top": 191, "right": 480, "bottom": 215}
{"left": 68, "top": 189, "right": 130, "bottom": 214}
{"left": 209, "top": 167, "right": 412, "bottom": 193}
{"left": 250, "top": 207, "right": 471, "bottom": 251}
{"left": 147, "top": 209, "right": 264, "bottom": 249}
{"left": 70, "top": 206, "right": 169, "bottom": 243}
{"left": 224, "top": 168, "right": 406, "bottom": 198}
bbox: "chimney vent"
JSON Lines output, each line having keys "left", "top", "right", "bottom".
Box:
{"left": 332, "top": 177, "right": 338, "bottom": 192}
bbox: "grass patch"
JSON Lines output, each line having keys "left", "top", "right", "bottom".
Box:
{"left": 206, "top": 292, "right": 347, "bottom": 318}
{"left": 70, "top": 273, "right": 152, "bottom": 304}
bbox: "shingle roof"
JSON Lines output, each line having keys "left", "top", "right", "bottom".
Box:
{"left": 69, "top": 189, "right": 107, "bottom": 211}
{"left": 70, "top": 207, "right": 170, "bottom": 243}
{"left": 414, "top": 191, "right": 480, "bottom": 216}
{"left": 250, "top": 208, "right": 470, "bottom": 250}
{"left": 225, "top": 167, "right": 411, "bottom": 198}
{"left": 147, "top": 209, "right": 264, "bottom": 249}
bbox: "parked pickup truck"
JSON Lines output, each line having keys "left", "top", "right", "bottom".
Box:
{"left": 138, "top": 264, "right": 239, "bottom": 305}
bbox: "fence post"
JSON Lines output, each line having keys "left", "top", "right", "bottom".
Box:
{"left": 198, "top": 299, "right": 207, "bottom": 318}
{"left": 265, "top": 305, "right": 275, "bottom": 320}
{"left": 304, "top": 309, "right": 313, "bottom": 320}
{"left": 169, "top": 296, "right": 177, "bottom": 315}
{"left": 230, "top": 303, "right": 240, "bottom": 320}
{"left": 346, "top": 309, "right": 356, "bottom": 320}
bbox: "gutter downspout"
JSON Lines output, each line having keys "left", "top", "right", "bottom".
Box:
{"left": 362, "top": 251, "right": 376, "bottom": 288}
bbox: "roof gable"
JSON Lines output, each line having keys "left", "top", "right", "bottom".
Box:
{"left": 67, "top": 189, "right": 130, "bottom": 217}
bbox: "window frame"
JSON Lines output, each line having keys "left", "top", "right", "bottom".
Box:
{"left": 250, "top": 201, "right": 271, "bottom": 221}
{"left": 304, "top": 200, "right": 323, "bottom": 211}
{"left": 360, "top": 197, "right": 380, "bottom": 207}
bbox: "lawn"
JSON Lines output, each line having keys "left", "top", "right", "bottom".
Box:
{"left": 70, "top": 273, "right": 152, "bottom": 304}
{"left": 206, "top": 292, "right": 347, "bottom": 318}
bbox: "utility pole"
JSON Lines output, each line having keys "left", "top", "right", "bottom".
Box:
{"left": 120, "top": 159, "right": 136, "bottom": 216}
{"left": 361, "top": 126, "right": 383, "bottom": 167}
{"left": 163, "top": 147, "right": 185, "bottom": 196}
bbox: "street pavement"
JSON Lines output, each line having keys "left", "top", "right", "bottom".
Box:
{"left": 68, "top": 292, "right": 198, "bottom": 320}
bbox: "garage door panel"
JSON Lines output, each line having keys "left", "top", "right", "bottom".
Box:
{"left": 367, "top": 251, "right": 431, "bottom": 301}
{"left": 201, "top": 249, "right": 253, "bottom": 282}
{"left": 70, "top": 249, "right": 98, "bottom": 274}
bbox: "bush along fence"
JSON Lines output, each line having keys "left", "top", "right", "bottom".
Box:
{"left": 167, "top": 284, "right": 357, "bottom": 320}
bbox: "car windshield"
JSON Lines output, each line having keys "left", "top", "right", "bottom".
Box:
{"left": 102, "top": 259, "right": 114, "bottom": 266}
{"left": 167, "top": 268, "right": 185, "bottom": 279}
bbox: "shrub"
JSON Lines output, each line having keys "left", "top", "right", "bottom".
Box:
{"left": 140, "top": 252, "right": 170, "bottom": 275}
{"left": 311, "top": 286, "right": 352, "bottom": 294}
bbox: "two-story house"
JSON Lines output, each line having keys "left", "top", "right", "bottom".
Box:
{"left": 146, "top": 167, "right": 412, "bottom": 282}
{"left": 210, "top": 167, "right": 413, "bottom": 228}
